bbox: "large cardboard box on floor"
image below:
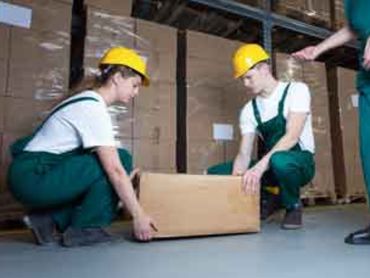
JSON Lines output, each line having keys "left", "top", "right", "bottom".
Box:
{"left": 139, "top": 173, "right": 260, "bottom": 238}
{"left": 274, "top": 53, "right": 336, "bottom": 201}
{"left": 328, "top": 67, "right": 365, "bottom": 200}
{"left": 186, "top": 31, "right": 248, "bottom": 173}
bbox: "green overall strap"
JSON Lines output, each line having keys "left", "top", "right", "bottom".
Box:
{"left": 252, "top": 99, "right": 262, "bottom": 126}
{"left": 10, "top": 96, "right": 99, "bottom": 158}
{"left": 277, "top": 83, "right": 291, "bottom": 116}
{"left": 34, "top": 96, "right": 99, "bottom": 134}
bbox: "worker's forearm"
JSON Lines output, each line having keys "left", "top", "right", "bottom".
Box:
{"left": 109, "top": 170, "right": 144, "bottom": 219}
{"left": 316, "top": 26, "right": 356, "bottom": 56}
{"left": 258, "top": 134, "right": 299, "bottom": 169}
{"left": 233, "top": 153, "right": 251, "bottom": 174}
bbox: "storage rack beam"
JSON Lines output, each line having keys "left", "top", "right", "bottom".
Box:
{"left": 188, "top": 0, "right": 358, "bottom": 49}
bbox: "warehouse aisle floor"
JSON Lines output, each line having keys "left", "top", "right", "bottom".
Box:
{"left": 0, "top": 204, "right": 369, "bottom": 278}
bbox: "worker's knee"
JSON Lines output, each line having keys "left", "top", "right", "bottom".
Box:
{"left": 269, "top": 152, "right": 293, "bottom": 175}
{"left": 117, "top": 148, "right": 133, "bottom": 173}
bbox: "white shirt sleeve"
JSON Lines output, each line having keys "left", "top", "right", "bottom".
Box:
{"left": 63, "top": 101, "right": 116, "bottom": 148}
{"left": 288, "top": 82, "right": 311, "bottom": 113}
{"left": 239, "top": 102, "right": 257, "bottom": 135}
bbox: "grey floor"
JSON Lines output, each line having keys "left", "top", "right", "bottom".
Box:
{"left": 1, "top": 204, "right": 370, "bottom": 278}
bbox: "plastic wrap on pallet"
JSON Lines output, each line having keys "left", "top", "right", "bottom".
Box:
{"left": 273, "top": 0, "right": 331, "bottom": 29}
{"left": 274, "top": 52, "right": 335, "bottom": 201}
{"left": 85, "top": 0, "right": 132, "bottom": 16}
{"left": 185, "top": 30, "right": 252, "bottom": 173}
{"left": 84, "top": 8, "right": 177, "bottom": 172}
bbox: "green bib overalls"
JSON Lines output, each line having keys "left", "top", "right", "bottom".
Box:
{"left": 252, "top": 83, "right": 315, "bottom": 209}
{"left": 345, "top": 0, "right": 370, "bottom": 203}
{"left": 8, "top": 97, "right": 133, "bottom": 232}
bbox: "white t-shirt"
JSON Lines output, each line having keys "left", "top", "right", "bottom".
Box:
{"left": 25, "top": 90, "right": 116, "bottom": 154}
{"left": 239, "top": 81, "right": 315, "bottom": 153}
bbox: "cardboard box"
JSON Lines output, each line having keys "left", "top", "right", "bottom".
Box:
{"left": 332, "top": 0, "right": 346, "bottom": 30}
{"left": 187, "top": 140, "right": 240, "bottom": 174}
{"left": 273, "top": 0, "right": 331, "bottom": 29}
{"left": 328, "top": 67, "right": 365, "bottom": 198}
{"left": 134, "top": 82, "right": 176, "bottom": 140}
{"left": 274, "top": 52, "right": 335, "bottom": 199}
{"left": 133, "top": 139, "right": 176, "bottom": 171}
{"left": 187, "top": 30, "right": 243, "bottom": 63}
{"left": 0, "top": 60, "right": 7, "bottom": 97}
{"left": 10, "top": 0, "right": 72, "bottom": 33}
{"left": 8, "top": 29, "right": 70, "bottom": 99}
{"left": 139, "top": 173, "right": 260, "bottom": 238}
{"left": 3, "top": 97, "right": 58, "bottom": 134}
{"left": 0, "top": 25, "right": 10, "bottom": 61}
{"left": 85, "top": 0, "right": 132, "bottom": 16}
{"left": 108, "top": 103, "right": 134, "bottom": 139}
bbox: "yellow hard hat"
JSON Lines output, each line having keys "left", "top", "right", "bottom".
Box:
{"left": 232, "top": 44, "right": 270, "bottom": 79}
{"left": 99, "top": 46, "right": 150, "bottom": 86}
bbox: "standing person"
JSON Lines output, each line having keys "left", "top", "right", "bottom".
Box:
{"left": 8, "top": 46, "right": 157, "bottom": 247}
{"left": 232, "top": 44, "right": 315, "bottom": 229}
{"left": 292, "top": 0, "right": 370, "bottom": 244}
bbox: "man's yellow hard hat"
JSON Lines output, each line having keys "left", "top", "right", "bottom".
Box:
{"left": 232, "top": 44, "right": 270, "bottom": 79}
{"left": 99, "top": 46, "right": 150, "bottom": 86}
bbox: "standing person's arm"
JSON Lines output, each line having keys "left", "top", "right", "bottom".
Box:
{"left": 292, "top": 26, "right": 357, "bottom": 61}
{"left": 363, "top": 36, "right": 370, "bottom": 70}
{"left": 96, "top": 146, "right": 157, "bottom": 241}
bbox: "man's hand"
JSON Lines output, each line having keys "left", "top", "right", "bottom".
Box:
{"left": 291, "top": 45, "right": 320, "bottom": 61}
{"left": 363, "top": 36, "right": 370, "bottom": 70}
{"left": 242, "top": 162, "right": 267, "bottom": 194}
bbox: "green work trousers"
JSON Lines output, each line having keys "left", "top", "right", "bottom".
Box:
{"left": 8, "top": 148, "right": 132, "bottom": 232}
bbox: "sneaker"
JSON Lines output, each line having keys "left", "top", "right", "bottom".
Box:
{"left": 281, "top": 206, "right": 302, "bottom": 230}
{"left": 23, "top": 213, "right": 59, "bottom": 246}
{"left": 260, "top": 192, "right": 281, "bottom": 220}
{"left": 62, "top": 227, "right": 117, "bottom": 247}
{"left": 344, "top": 225, "right": 370, "bottom": 245}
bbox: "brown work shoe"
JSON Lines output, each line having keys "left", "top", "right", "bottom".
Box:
{"left": 281, "top": 206, "right": 302, "bottom": 230}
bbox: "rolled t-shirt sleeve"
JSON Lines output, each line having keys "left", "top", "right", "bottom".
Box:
{"left": 66, "top": 102, "right": 116, "bottom": 148}
{"left": 289, "top": 82, "right": 311, "bottom": 113}
{"left": 239, "top": 103, "right": 257, "bottom": 135}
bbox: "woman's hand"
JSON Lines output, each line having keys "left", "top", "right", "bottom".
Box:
{"left": 133, "top": 213, "right": 158, "bottom": 242}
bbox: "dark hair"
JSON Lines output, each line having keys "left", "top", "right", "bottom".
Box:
{"left": 70, "top": 65, "right": 141, "bottom": 94}
{"left": 96, "top": 64, "right": 140, "bottom": 86}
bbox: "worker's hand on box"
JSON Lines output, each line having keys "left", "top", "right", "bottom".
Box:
{"left": 242, "top": 166, "right": 262, "bottom": 195}
{"left": 291, "top": 46, "right": 319, "bottom": 61}
{"left": 133, "top": 213, "right": 158, "bottom": 242}
{"left": 363, "top": 36, "right": 370, "bottom": 70}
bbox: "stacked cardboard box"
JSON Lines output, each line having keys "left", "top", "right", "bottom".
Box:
{"left": 332, "top": 0, "right": 346, "bottom": 30}
{"left": 274, "top": 53, "right": 336, "bottom": 201}
{"left": 186, "top": 31, "right": 248, "bottom": 174}
{"left": 328, "top": 67, "right": 365, "bottom": 200}
{"left": 273, "top": 0, "right": 331, "bottom": 29}
{"left": 0, "top": 0, "right": 72, "bottom": 219}
{"left": 84, "top": 8, "right": 177, "bottom": 173}
{"left": 85, "top": 0, "right": 132, "bottom": 16}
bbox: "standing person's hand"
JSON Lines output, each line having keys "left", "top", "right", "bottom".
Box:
{"left": 291, "top": 45, "right": 320, "bottom": 61}
{"left": 363, "top": 36, "right": 370, "bottom": 70}
{"left": 133, "top": 213, "right": 158, "bottom": 242}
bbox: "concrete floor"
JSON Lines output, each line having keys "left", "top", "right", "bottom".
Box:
{"left": 0, "top": 204, "right": 370, "bottom": 278}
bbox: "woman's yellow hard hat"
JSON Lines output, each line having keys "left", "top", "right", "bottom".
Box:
{"left": 99, "top": 46, "right": 150, "bottom": 86}
{"left": 232, "top": 44, "right": 270, "bottom": 79}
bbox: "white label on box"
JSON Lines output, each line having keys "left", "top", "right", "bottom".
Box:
{"left": 213, "top": 124, "right": 234, "bottom": 141}
{"left": 351, "top": 94, "right": 359, "bottom": 108}
{"left": 0, "top": 2, "right": 32, "bottom": 29}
